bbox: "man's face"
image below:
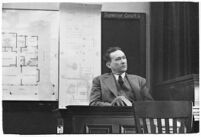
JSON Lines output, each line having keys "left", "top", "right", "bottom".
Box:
{"left": 107, "top": 50, "right": 127, "bottom": 74}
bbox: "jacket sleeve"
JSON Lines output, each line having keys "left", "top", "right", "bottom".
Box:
{"left": 89, "top": 76, "right": 111, "bottom": 106}
{"left": 139, "top": 77, "right": 154, "bottom": 101}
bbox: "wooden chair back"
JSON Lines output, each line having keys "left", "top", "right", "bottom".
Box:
{"left": 133, "top": 101, "right": 193, "bottom": 133}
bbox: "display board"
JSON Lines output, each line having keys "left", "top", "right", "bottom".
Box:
{"left": 59, "top": 4, "right": 101, "bottom": 108}
{"left": 2, "top": 9, "right": 59, "bottom": 100}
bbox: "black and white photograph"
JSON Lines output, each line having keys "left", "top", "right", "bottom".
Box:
{"left": 1, "top": 0, "right": 199, "bottom": 135}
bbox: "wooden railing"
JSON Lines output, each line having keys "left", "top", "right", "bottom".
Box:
{"left": 58, "top": 101, "right": 193, "bottom": 134}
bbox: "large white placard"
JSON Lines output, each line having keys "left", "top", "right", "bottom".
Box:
{"left": 59, "top": 3, "right": 101, "bottom": 108}
{"left": 2, "top": 10, "right": 59, "bottom": 100}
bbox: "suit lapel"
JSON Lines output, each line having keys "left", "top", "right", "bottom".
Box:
{"left": 126, "top": 74, "right": 142, "bottom": 100}
{"left": 103, "top": 74, "right": 118, "bottom": 97}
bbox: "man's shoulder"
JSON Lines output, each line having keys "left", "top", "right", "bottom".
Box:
{"left": 127, "top": 74, "right": 145, "bottom": 81}
{"left": 93, "top": 73, "right": 111, "bottom": 80}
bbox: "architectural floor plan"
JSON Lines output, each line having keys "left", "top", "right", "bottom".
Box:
{"left": 2, "top": 32, "right": 39, "bottom": 86}
{"left": 2, "top": 9, "right": 59, "bottom": 101}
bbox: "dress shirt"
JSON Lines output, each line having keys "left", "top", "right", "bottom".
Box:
{"left": 113, "top": 72, "right": 126, "bottom": 81}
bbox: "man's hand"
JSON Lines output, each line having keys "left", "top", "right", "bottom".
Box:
{"left": 111, "top": 96, "right": 132, "bottom": 106}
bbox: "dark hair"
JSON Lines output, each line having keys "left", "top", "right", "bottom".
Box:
{"left": 104, "top": 47, "right": 122, "bottom": 62}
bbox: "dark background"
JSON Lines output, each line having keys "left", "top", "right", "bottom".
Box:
{"left": 101, "top": 12, "right": 146, "bottom": 78}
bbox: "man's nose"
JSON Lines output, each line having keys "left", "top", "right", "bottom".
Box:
{"left": 121, "top": 58, "right": 126, "bottom": 63}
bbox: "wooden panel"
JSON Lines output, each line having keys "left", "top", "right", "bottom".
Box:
{"left": 72, "top": 116, "right": 135, "bottom": 134}
{"left": 134, "top": 101, "right": 192, "bottom": 118}
{"left": 153, "top": 74, "right": 198, "bottom": 101}
{"left": 85, "top": 125, "right": 112, "bottom": 134}
{"left": 165, "top": 118, "right": 170, "bottom": 133}
{"left": 179, "top": 119, "right": 186, "bottom": 133}
{"left": 60, "top": 106, "right": 136, "bottom": 134}
{"left": 120, "top": 125, "right": 136, "bottom": 134}
{"left": 142, "top": 119, "right": 148, "bottom": 133}
{"left": 59, "top": 102, "right": 192, "bottom": 134}
{"left": 133, "top": 101, "right": 192, "bottom": 134}
{"left": 63, "top": 106, "right": 136, "bottom": 134}
{"left": 3, "top": 101, "right": 58, "bottom": 134}
{"left": 149, "top": 118, "right": 155, "bottom": 133}
{"left": 173, "top": 118, "right": 177, "bottom": 133}
{"left": 157, "top": 118, "right": 163, "bottom": 133}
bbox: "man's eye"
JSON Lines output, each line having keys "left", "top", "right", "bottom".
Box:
{"left": 122, "top": 56, "right": 126, "bottom": 59}
{"left": 116, "top": 58, "right": 121, "bottom": 61}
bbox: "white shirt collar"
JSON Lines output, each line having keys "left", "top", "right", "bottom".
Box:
{"left": 113, "top": 72, "right": 126, "bottom": 80}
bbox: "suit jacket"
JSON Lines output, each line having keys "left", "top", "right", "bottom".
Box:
{"left": 89, "top": 73, "right": 153, "bottom": 106}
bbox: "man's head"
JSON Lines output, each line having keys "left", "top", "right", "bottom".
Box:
{"left": 104, "top": 47, "right": 127, "bottom": 74}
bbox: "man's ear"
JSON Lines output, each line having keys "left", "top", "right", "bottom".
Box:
{"left": 106, "top": 62, "right": 111, "bottom": 69}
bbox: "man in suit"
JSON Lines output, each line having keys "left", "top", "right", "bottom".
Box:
{"left": 89, "top": 47, "right": 153, "bottom": 106}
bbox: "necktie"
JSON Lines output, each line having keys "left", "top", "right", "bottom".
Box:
{"left": 118, "top": 75, "right": 124, "bottom": 87}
